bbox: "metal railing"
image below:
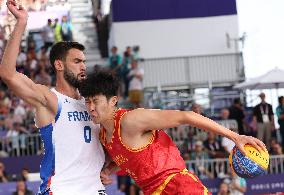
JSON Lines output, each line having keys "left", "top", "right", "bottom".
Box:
{"left": 0, "top": 134, "right": 42, "bottom": 157}
{"left": 186, "top": 155, "right": 284, "bottom": 179}
{"left": 1, "top": 134, "right": 284, "bottom": 177}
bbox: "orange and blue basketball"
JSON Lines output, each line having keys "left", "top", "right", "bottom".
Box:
{"left": 229, "top": 144, "right": 269, "bottom": 178}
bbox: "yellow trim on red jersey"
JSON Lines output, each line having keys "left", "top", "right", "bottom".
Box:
{"left": 151, "top": 172, "right": 177, "bottom": 195}
{"left": 99, "top": 129, "right": 106, "bottom": 147}
{"left": 100, "top": 109, "right": 122, "bottom": 147}
{"left": 151, "top": 169, "right": 209, "bottom": 195}
{"left": 118, "top": 111, "right": 156, "bottom": 152}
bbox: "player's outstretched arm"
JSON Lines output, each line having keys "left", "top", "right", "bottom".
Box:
{"left": 0, "top": 0, "right": 49, "bottom": 107}
{"left": 122, "top": 108, "right": 266, "bottom": 155}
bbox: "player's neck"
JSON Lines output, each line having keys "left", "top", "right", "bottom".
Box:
{"left": 101, "top": 118, "right": 115, "bottom": 136}
{"left": 55, "top": 80, "right": 81, "bottom": 100}
{"left": 102, "top": 109, "right": 117, "bottom": 135}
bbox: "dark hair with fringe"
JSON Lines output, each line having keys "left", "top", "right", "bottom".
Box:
{"left": 49, "top": 41, "right": 85, "bottom": 72}
{"left": 78, "top": 69, "right": 120, "bottom": 99}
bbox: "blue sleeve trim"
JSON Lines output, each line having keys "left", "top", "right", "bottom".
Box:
{"left": 55, "top": 100, "right": 62, "bottom": 123}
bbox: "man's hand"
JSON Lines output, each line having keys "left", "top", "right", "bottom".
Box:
{"left": 6, "top": 0, "right": 28, "bottom": 23}
{"left": 100, "top": 168, "right": 113, "bottom": 185}
{"left": 234, "top": 134, "right": 267, "bottom": 155}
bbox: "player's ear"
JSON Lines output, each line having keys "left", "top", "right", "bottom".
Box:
{"left": 54, "top": 60, "right": 63, "bottom": 71}
{"left": 110, "top": 96, "right": 118, "bottom": 107}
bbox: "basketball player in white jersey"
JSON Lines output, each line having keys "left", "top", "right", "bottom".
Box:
{"left": 0, "top": 1, "right": 106, "bottom": 194}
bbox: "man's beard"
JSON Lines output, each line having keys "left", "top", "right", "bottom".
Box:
{"left": 63, "top": 67, "right": 82, "bottom": 88}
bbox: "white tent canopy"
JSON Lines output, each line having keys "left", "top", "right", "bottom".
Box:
{"left": 234, "top": 67, "right": 284, "bottom": 90}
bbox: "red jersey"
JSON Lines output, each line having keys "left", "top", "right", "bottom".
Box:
{"left": 100, "top": 109, "right": 187, "bottom": 194}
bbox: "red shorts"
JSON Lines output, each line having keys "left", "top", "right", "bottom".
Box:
{"left": 153, "top": 170, "right": 211, "bottom": 195}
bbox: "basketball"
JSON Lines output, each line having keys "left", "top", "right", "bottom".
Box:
{"left": 229, "top": 144, "right": 269, "bottom": 178}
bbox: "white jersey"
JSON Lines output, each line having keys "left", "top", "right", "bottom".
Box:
{"left": 38, "top": 89, "right": 106, "bottom": 195}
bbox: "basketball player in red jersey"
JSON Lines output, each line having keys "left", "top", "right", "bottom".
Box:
{"left": 79, "top": 70, "right": 266, "bottom": 195}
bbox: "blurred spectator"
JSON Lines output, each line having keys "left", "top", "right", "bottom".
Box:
{"left": 94, "top": 10, "right": 102, "bottom": 25}
{"left": 16, "top": 46, "right": 27, "bottom": 67}
{"left": 4, "top": 111, "right": 15, "bottom": 131}
{"left": 6, "top": 122, "right": 29, "bottom": 156}
{"left": 132, "top": 46, "right": 141, "bottom": 61}
{"left": 270, "top": 142, "right": 283, "bottom": 155}
{"left": 182, "top": 152, "right": 190, "bottom": 161}
{"left": 204, "top": 132, "right": 226, "bottom": 159}
{"left": 13, "top": 100, "right": 27, "bottom": 124}
{"left": 0, "top": 161, "right": 9, "bottom": 183}
{"left": 190, "top": 140, "right": 213, "bottom": 179}
{"left": 217, "top": 108, "right": 238, "bottom": 154}
{"left": 229, "top": 98, "right": 246, "bottom": 135}
{"left": 12, "top": 179, "right": 34, "bottom": 195}
{"left": 26, "top": 48, "right": 38, "bottom": 78}
{"left": 34, "top": 67, "right": 52, "bottom": 86}
{"left": 3, "top": 12, "right": 16, "bottom": 40}
{"left": 41, "top": 19, "right": 54, "bottom": 51}
{"left": 191, "top": 103, "right": 202, "bottom": 115}
{"left": 190, "top": 103, "right": 207, "bottom": 141}
{"left": 36, "top": 46, "right": 48, "bottom": 62}
{"left": 168, "top": 127, "right": 179, "bottom": 143}
{"left": 204, "top": 132, "right": 227, "bottom": 178}
{"left": 36, "top": 59, "right": 48, "bottom": 73}
{"left": 218, "top": 108, "right": 238, "bottom": 131}
{"left": 53, "top": 18, "right": 62, "bottom": 43}
{"left": 253, "top": 92, "right": 274, "bottom": 148}
{"left": 217, "top": 181, "right": 230, "bottom": 195}
{"left": 269, "top": 142, "right": 283, "bottom": 173}
{"left": 24, "top": 0, "right": 47, "bottom": 11}
{"left": 180, "top": 129, "right": 198, "bottom": 155}
{"left": 129, "top": 179, "right": 142, "bottom": 195}
{"left": 0, "top": 89, "right": 10, "bottom": 116}
{"left": 230, "top": 174, "right": 247, "bottom": 195}
{"left": 269, "top": 138, "right": 279, "bottom": 155}
{"left": 109, "top": 46, "right": 122, "bottom": 76}
{"left": 61, "top": 16, "right": 73, "bottom": 41}
{"left": 276, "top": 96, "right": 284, "bottom": 149}
{"left": 0, "top": 145, "right": 8, "bottom": 157}
{"left": 121, "top": 46, "right": 133, "bottom": 98}
{"left": 116, "top": 170, "right": 131, "bottom": 194}
{"left": 127, "top": 60, "right": 144, "bottom": 108}
{"left": 18, "top": 168, "right": 30, "bottom": 181}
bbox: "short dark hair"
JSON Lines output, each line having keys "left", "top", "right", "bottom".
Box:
{"left": 79, "top": 69, "right": 120, "bottom": 100}
{"left": 278, "top": 96, "right": 284, "bottom": 104}
{"left": 49, "top": 41, "right": 85, "bottom": 72}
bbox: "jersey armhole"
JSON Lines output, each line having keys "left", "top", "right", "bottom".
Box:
{"left": 36, "top": 99, "right": 62, "bottom": 129}
{"left": 54, "top": 100, "right": 62, "bottom": 123}
{"left": 118, "top": 111, "right": 156, "bottom": 152}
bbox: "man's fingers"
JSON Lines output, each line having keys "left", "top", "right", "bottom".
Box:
{"left": 101, "top": 177, "right": 113, "bottom": 185}
{"left": 7, "top": 0, "right": 17, "bottom": 6}
{"left": 252, "top": 141, "right": 262, "bottom": 153}
{"left": 251, "top": 137, "right": 267, "bottom": 152}
{"left": 238, "top": 145, "right": 247, "bottom": 156}
{"left": 103, "top": 180, "right": 112, "bottom": 185}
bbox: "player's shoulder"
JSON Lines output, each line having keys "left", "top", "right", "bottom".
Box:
{"left": 35, "top": 84, "right": 57, "bottom": 108}
{"left": 120, "top": 108, "right": 146, "bottom": 125}
{"left": 38, "top": 85, "right": 57, "bottom": 99}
